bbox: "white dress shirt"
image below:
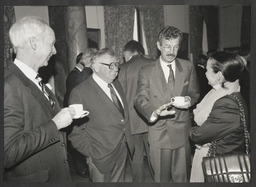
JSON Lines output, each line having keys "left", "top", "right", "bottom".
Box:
{"left": 160, "top": 56, "right": 176, "bottom": 83}
{"left": 92, "top": 73, "right": 124, "bottom": 106}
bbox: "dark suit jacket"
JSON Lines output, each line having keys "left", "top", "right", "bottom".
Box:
{"left": 135, "top": 58, "right": 200, "bottom": 149}
{"left": 68, "top": 76, "right": 134, "bottom": 174}
{"left": 118, "top": 55, "right": 154, "bottom": 134}
{"left": 63, "top": 67, "right": 92, "bottom": 107}
{"left": 4, "top": 63, "right": 71, "bottom": 182}
{"left": 190, "top": 92, "right": 248, "bottom": 155}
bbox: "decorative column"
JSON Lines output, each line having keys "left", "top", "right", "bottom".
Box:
{"left": 65, "top": 7, "right": 88, "bottom": 71}
{"left": 4, "top": 6, "right": 16, "bottom": 70}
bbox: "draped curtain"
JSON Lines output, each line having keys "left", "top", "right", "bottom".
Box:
{"left": 240, "top": 6, "right": 251, "bottom": 46}
{"left": 104, "top": 5, "right": 164, "bottom": 62}
{"left": 4, "top": 6, "right": 15, "bottom": 70}
{"left": 189, "top": 5, "right": 219, "bottom": 62}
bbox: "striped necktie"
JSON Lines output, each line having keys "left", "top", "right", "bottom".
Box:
{"left": 36, "top": 75, "right": 55, "bottom": 108}
{"left": 108, "top": 84, "right": 124, "bottom": 117}
{"left": 167, "top": 64, "right": 175, "bottom": 90}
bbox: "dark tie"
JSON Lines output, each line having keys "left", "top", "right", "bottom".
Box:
{"left": 167, "top": 64, "right": 175, "bottom": 90}
{"left": 36, "top": 75, "right": 55, "bottom": 108}
{"left": 108, "top": 84, "right": 124, "bottom": 117}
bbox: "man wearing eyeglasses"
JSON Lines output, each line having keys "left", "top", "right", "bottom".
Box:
{"left": 134, "top": 26, "right": 200, "bottom": 182}
{"left": 68, "top": 48, "right": 134, "bottom": 182}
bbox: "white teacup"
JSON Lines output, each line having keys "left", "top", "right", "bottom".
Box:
{"left": 69, "top": 104, "right": 84, "bottom": 119}
{"left": 171, "top": 96, "right": 186, "bottom": 105}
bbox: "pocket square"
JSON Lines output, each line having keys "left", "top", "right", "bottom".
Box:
{"left": 184, "top": 81, "right": 189, "bottom": 86}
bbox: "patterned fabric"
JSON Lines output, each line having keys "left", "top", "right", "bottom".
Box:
{"left": 104, "top": 6, "right": 164, "bottom": 63}
{"left": 4, "top": 6, "right": 15, "bottom": 70}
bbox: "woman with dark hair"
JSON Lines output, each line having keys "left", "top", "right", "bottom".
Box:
{"left": 189, "top": 51, "right": 249, "bottom": 182}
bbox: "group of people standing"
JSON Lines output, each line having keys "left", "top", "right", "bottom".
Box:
{"left": 4, "top": 16, "right": 249, "bottom": 183}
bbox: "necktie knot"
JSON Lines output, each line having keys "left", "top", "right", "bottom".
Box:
{"left": 35, "top": 74, "right": 55, "bottom": 108}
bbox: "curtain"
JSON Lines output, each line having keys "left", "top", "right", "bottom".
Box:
{"left": 240, "top": 6, "right": 251, "bottom": 46}
{"left": 104, "top": 5, "right": 164, "bottom": 63}
{"left": 4, "top": 6, "right": 15, "bottom": 70}
{"left": 189, "top": 5, "right": 219, "bottom": 62}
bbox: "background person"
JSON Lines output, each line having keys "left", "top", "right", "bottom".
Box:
{"left": 118, "top": 40, "right": 154, "bottom": 182}
{"left": 63, "top": 48, "right": 97, "bottom": 107}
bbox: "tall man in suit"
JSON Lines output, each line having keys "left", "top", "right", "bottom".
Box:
{"left": 68, "top": 48, "right": 134, "bottom": 182}
{"left": 4, "top": 16, "right": 76, "bottom": 182}
{"left": 134, "top": 26, "right": 200, "bottom": 182}
{"left": 118, "top": 40, "right": 154, "bottom": 182}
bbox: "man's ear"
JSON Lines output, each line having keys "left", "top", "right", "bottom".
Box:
{"left": 216, "top": 71, "right": 225, "bottom": 83}
{"left": 157, "top": 41, "right": 161, "bottom": 51}
{"left": 92, "top": 63, "right": 99, "bottom": 73}
{"left": 29, "top": 36, "right": 37, "bottom": 50}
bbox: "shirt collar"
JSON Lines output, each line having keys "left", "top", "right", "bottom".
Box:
{"left": 13, "top": 59, "right": 38, "bottom": 81}
{"left": 159, "top": 56, "right": 176, "bottom": 69}
{"left": 92, "top": 73, "right": 109, "bottom": 88}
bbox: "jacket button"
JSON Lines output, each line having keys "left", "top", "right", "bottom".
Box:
{"left": 64, "top": 160, "right": 68, "bottom": 163}
{"left": 62, "top": 143, "right": 65, "bottom": 146}
{"left": 121, "top": 119, "right": 124, "bottom": 122}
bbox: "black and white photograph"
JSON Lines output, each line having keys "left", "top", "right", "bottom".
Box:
{"left": 2, "top": 0, "right": 255, "bottom": 187}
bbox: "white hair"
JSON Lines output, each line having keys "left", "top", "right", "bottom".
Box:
{"left": 9, "top": 16, "right": 48, "bottom": 50}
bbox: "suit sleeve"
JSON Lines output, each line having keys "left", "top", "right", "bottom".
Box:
{"left": 4, "top": 81, "right": 60, "bottom": 168}
{"left": 68, "top": 87, "right": 89, "bottom": 157}
{"left": 134, "top": 67, "right": 156, "bottom": 121}
{"left": 190, "top": 96, "right": 240, "bottom": 145}
{"left": 117, "top": 65, "right": 127, "bottom": 93}
{"left": 187, "top": 63, "right": 200, "bottom": 106}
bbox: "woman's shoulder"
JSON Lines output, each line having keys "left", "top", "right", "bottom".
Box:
{"left": 214, "top": 92, "right": 242, "bottom": 109}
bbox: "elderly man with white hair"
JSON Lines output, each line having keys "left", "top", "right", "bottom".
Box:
{"left": 4, "top": 16, "right": 76, "bottom": 182}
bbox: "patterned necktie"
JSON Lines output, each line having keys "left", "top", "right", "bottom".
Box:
{"left": 167, "top": 64, "right": 175, "bottom": 90}
{"left": 108, "top": 84, "right": 124, "bottom": 117}
{"left": 36, "top": 75, "right": 55, "bottom": 108}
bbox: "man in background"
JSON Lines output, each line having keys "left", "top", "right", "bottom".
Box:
{"left": 195, "top": 54, "right": 211, "bottom": 102}
{"left": 64, "top": 48, "right": 97, "bottom": 107}
{"left": 4, "top": 16, "right": 75, "bottom": 182}
{"left": 118, "top": 40, "right": 154, "bottom": 182}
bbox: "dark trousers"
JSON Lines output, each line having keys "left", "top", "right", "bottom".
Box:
{"left": 130, "top": 132, "right": 153, "bottom": 182}
{"left": 87, "top": 141, "right": 127, "bottom": 182}
{"left": 150, "top": 146, "right": 191, "bottom": 182}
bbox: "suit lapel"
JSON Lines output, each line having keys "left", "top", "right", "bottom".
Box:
{"left": 153, "top": 60, "right": 172, "bottom": 102}
{"left": 113, "top": 79, "right": 128, "bottom": 118}
{"left": 89, "top": 77, "right": 124, "bottom": 118}
{"left": 10, "top": 63, "right": 56, "bottom": 115}
{"left": 173, "top": 59, "right": 185, "bottom": 96}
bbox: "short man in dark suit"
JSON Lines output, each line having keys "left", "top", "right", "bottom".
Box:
{"left": 64, "top": 48, "right": 97, "bottom": 178}
{"left": 118, "top": 40, "right": 154, "bottom": 182}
{"left": 68, "top": 48, "right": 134, "bottom": 182}
{"left": 4, "top": 16, "right": 76, "bottom": 182}
{"left": 134, "top": 26, "right": 200, "bottom": 182}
